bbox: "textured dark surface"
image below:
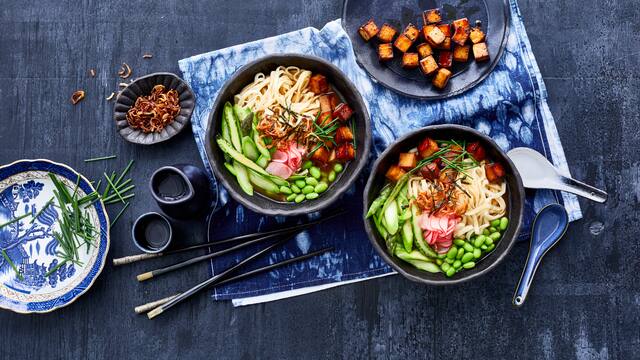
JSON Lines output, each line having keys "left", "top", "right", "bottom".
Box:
{"left": 0, "top": 0, "right": 637, "bottom": 359}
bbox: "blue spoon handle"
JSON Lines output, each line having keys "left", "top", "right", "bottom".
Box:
{"left": 513, "top": 246, "right": 543, "bottom": 306}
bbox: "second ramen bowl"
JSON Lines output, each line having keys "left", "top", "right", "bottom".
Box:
{"left": 363, "top": 125, "right": 525, "bottom": 285}
{"left": 206, "top": 54, "right": 371, "bottom": 216}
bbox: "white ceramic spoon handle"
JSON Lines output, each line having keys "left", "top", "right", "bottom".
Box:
{"left": 556, "top": 176, "right": 607, "bottom": 203}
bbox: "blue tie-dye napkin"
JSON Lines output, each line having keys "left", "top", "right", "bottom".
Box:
{"left": 178, "top": 0, "right": 581, "bottom": 305}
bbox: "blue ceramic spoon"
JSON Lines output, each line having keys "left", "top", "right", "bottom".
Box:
{"left": 513, "top": 204, "right": 569, "bottom": 307}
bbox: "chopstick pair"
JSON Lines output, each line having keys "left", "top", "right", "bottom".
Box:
{"left": 112, "top": 209, "right": 345, "bottom": 267}
{"left": 136, "top": 246, "right": 333, "bottom": 314}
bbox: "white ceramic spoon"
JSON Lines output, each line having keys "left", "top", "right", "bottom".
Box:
{"left": 507, "top": 148, "right": 607, "bottom": 203}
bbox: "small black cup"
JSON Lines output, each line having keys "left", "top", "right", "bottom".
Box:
{"left": 149, "top": 164, "right": 211, "bottom": 219}
{"left": 132, "top": 212, "right": 173, "bottom": 253}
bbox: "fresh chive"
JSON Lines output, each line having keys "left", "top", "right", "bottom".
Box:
{"left": 84, "top": 155, "right": 117, "bottom": 163}
{"left": 110, "top": 202, "right": 129, "bottom": 228}
{"left": 30, "top": 197, "right": 54, "bottom": 223}
{"left": 0, "top": 212, "right": 31, "bottom": 229}
{"left": 45, "top": 259, "right": 67, "bottom": 277}
{"left": 102, "top": 184, "right": 135, "bottom": 203}
{"left": 101, "top": 172, "right": 116, "bottom": 198}
{"left": 113, "top": 160, "right": 134, "bottom": 187}
{"left": 104, "top": 193, "right": 135, "bottom": 204}
{"left": 1, "top": 250, "right": 23, "bottom": 281}
{"left": 103, "top": 172, "right": 125, "bottom": 204}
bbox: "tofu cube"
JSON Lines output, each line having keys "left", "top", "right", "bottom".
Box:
{"left": 452, "top": 18, "right": 470, "bottom": 31}
{"left": 401, "top": 53, "right": 419, "bottom": 69}
{"left": 332, "top": 103, "right": 354, "bottom": 122}
{"left": 309, "top": 74, "right": 330, "bottom": 94}
{"left": 377, "top": 23, "right": 397, "bottom": 43}
{"left": 319, "top": 95, "right": 332, "bottom": 113}
{"left": 421, "top": 25, "right": 436, "bottom": 41}
{"left": 385, "top": 165, "right": 406, "bottom": 182}
{"left": 426, "top": 26, "right": 446, "bottom": 46}
{"left": 438, "top": 51, "right": 453, "bottom": 68}
{"left": 394, "top": 34, "right": 413, "bottom": 53}
{"left": 438, "top": 24, "right": 451, "bottom": 37}
{"left": 335, "top": 126, "right": 354, "bottom": 143}
{"left": 358, "top": 19, "right": 379, "bottom": 42}
{"left": 311, "top": 146, "right": 330, "bottom": 164}
{"left": 452, "top": 18, "right": 470, "bottom": 46}
{"left": 398, "top": 153, "right": 418, "bottom": 169}
{"left": 423, "top": 8, "right": 442, "bottom": 25}
{"left": 402, "top": 23, "right": 420, "bottom": 42}
{"left": 432, "top": 68, "right": 452, "bottom": 89}
{"left": 435, "top": 37, "right": 451, "bottom": 50}
{"left": 327, "top": 92, "right": 340, "bottom": 110}
{"left": 335, "top": 143, "right": 355, "bottom": 162}
{"left": 472, "top": 42, "right": 490, "bottom": 62}
{"left": 318, "top": 111, "right": 332, "bottom": 126}
{"left": 416, "top": 43, "right": 433, "bottom": 58}
{"left": 378, "top": 43, "right": 394, "bottom": 61}
{"left": 452, "top": 45, "right": 470, "bottom": 62}
{"left": 469, "top": 27, "right": 485, "bottom": 44}
{"left": 419, "top": 55, "right": 439, "bottom": 76}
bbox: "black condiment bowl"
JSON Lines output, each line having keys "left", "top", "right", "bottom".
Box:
{"left": 205, "top": 54, "right": 372, "bottom": 216}
{"left": 363, "top": 125, "right": 525, "bottom": 285}
{"left": 131, "top": 212, "right": 173, "bottom": 253}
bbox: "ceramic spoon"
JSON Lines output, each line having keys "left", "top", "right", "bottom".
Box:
{"left": 513, "top": 204, "right": 569, "bottom": 307}
{"left": 507, "top": 147, "right": 607, "bottom": 203}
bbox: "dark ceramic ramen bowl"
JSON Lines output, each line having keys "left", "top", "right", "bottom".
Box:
{"left": 363, "top": 125, "right": 525, "bottom": 285}
{"left": 114, "top": 72, "right": 195, "bottom": 145}
{"left": 206, "top": 54, "right": 372, "bottom": 216}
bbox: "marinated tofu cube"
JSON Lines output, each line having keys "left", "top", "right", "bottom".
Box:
{"left": 452, "top": 45, "right": 470, "bottom": 62}
{"left": 335, "top": 126, "right": 354, "bottom": 143}
{"left": 311, "top": 146, "right": 330, "bottom": 165}
{"left": 452, "top": 18, "right": 470, "bottom": 46}
{"left": 419, "top": 55, "right": 439, "bottom": 76}
{"left": 336, "top": 143, "right": 356, "bottom": 162}
{"left": 403, "top": 23, "right": 420, "bottom": 42}
{"left": 426, "top": 26, "right": 446, "bottom": 46}
{"left": 332, "top": 103, "right": 354, "bottom": 122}
{"left": 469, "top": 27, "right": 485, "bottom": 44}
{"left": 358, "top": 19, "right": 379, "bottom": 42}
{"left": 378, "top": 43, "right": 394, "bottom": 61}
{"left": 317, "top": 111, "right": 332, "bottom": 126}
{"left": 438, "top": 24, "right": 451, "bottom": 37}
{"left": 472, "top": 42, "right": 490, "bottom": 62}
{"left": 416, "top": 43, "right": 433, "bottom": 58}
{"left": 421, "top": 25, "right": 436, "bottom": 41}
{"left": 385, "top": 165, "right": 406, "bottom": 182}
{"left": 377, "top": 23, "right": 397, "bottom": 43}
{"left": 435, "top": 37, "right": 451, "bottom": 50}
{"left": 319, "top": 95, "right": 332, "bottom": 113}
{"left": 438, "top": 51, "right": 453, "bottom": 68}
{"left": 309, "top": 74, "right": 330, "bottom": 94}
{"left": 394, "top": 34, "right": 413, "bottom": 53}
{"left": 327, "top": 92, "right": 340, "bottom": 110}
{"left": 398, "top": 152, "right": 418, "bottom": 169}
{"left": 452, "top": 18, "right": 470, "bottom": 31}
{"left": 423, "top": 8, "right": 442, "bottom": 25}
{"left": 432, "top": 68, "right": 452, "bottom": 89}
{"left": 401, "top": 53, "right": 419, "bottom": 69}
{"left": 418, "top": 137, "right": 440, "bottom": 158}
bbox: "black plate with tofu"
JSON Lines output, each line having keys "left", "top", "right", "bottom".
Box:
{"left": 343, "top": 0, "right": 510, "bottom": 99}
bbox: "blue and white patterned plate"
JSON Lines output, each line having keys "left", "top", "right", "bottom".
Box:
{"left": 0, "top": 159, "right": 109, "bottom": 313}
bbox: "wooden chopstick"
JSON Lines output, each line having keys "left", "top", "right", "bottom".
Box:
{"left": 113, "top": 209, "right": 345, "bottom": 266}
{"left": 134, "top": 246, "right": 333, "bottom": 314}
{"left": 146, "top": 236, "right": 293, "bottom": 319}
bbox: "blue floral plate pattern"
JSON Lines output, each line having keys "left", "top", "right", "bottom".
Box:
{"left": 0, "top": 159, "right": 109, "bottom": 313}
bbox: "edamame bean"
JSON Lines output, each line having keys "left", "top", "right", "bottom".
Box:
{"left": 334, "top": 163, "right": 343, "bottom": 173}
{"left": 489, "top": 232, "right": 501, "bottom": 241}
{"left": 456, "top": 248, "right": 465, "bottom": 259}
{"left": 489, "top": 226, "right": 497, "bottom": 233}
{"left": 286, "top": 194, "right": 297, "bottom": 202}
{"left": 302, "top": 160, "right": 313, "bottom": 170}
{"left": 295, "top": 179, "right": 306, "bottom": 188}
{"left": 441, "top": 262, "right": 451, "bottom": 272}
{"left": 310, "top": 166, "right": 321, "bottom": 179}
{"left": 314, "top": 182, "right": 328, "bottom": 193}
{"left": 461, "top": 253, "right": 474, "bottom": 264}
{"left": 473, "top": 248, "right": 481, "bottom": 259}
{"left": 463, "top": 243, "right": 474, "bottom": 252}
{"left": 453, "top": 239, "right": 466, "bottom": 247}
{"left": 328, "top": 171, "right": 336, "bottom": 182}
{"left": 446, "top": 267, "right": 456, "bottom": 277}
{"left": 482, "top": 229, "right": 490, "bottom": 236}
{"left": 463, "top": 261, "right": 476, "bottom": 269}
{"left": 306, "top": 192, "right": 319, "bottom": 200}
{"left": 305, "top": 177, "right": 318, "bottom": 186}
{"left": 499, "top": 217, "right": 509, "bottom": 231}
{"left": 474, "top": 235, "right": 486, "bottom": 248}
{"left": 486, "top": 244, "right": 495, "bottom": 251}
{"left": 436, "top": 259, "right": 443, "bottom": 266}
{"left": 490, "top": 219, "right": 500, "bottom": 227}
{"left": 484, "top": 237, "right": 494, "bottom": 246}
{"left": 453, "top": 260, "right": 462, "bottom": 269}
{"left": 445, "top": 258, "right": 454, "bottom": 264}
{"left": 279, "top": 186, "right": 292, "bottom": 195}
{"left": 291, "top": 184, "right": 301, "bottom": 193}
{"left": 480, "top": 245, "right": 488, "bottom": 251}
{"left": 294, "top": 194, "right": 305, "bottom": 203}
{"left": 302, "top": 185, "right": 314, "bottom": 194}
{"left": 446, "top": 246, "right": 458, "bottom": 260}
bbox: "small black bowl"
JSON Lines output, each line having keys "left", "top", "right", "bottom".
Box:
{"left": 205, "top": 54, "right": 372, "bottom": 216}
{"left": 114, "top": 72, "right": 195, "bottom": 145}
{"left": 363, "top": 125, "right": 525, "bottom": 285}
{"left": 131, "top": 212, "right": 173, "bottom": 253}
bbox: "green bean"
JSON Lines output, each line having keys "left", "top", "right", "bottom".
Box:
{"left": 461, "top": 253, "right": 474, "bottom": 264}
{"left": 453, "top": 260, "right": 462, "bottom": 269}
{"left": 463, "top": 243, "right": 474, "bottom": 252}
{"left": 453, "top": 239, "right": 466, "bottom": 247}
{"left": 484, "top": 237, "right": 494, "bottom": 246}
{"left": 328, "top": 171, "right": 336, "bottom": 182}
{"left": 473, "top": 235, "right": 486, "bottom": 248}
{"left": 456, "top": 248, "right": 465, "bottom": 259}
{"left": 489, "top": 232, "right": 501, "bottom": 241}
{"left": 305, "top": 177, "right": 318, "bottom": 186}
{"left": 301, "top": 185, "right": 314, "bottom": 194}
{"left": 446, "top": 246, "right": 458, "bottom": 260}
{"left": 473, "top": 248, "right": 481, "bottom": 259}
{"left": 441, "top": 262, "right": 451, "bottom": 272}
{"left": 309, "top": 167, "right": 321, "bottom": 179}
{"left": 286, "top": 194, "right": 297, "bottom": 202}
{"left": 486, "top": 244, "right": 495, "bottom": 251}
{"left": 490, "top": 219, "right": 500, "bottom": 227}
{"left": 306, "top": 192, "right": 319, "bottom": 200}
{"left": 499, "top": 217, "right": 509, "bottom": 231}
{"left": 294, "top": 194, "right": 305, "bottom": 203}
{"left": 295, "top": 179, "right": 306, "bottom": 188}
{"left": 279, "top": 186, "right": 292, "bottom": 195}
{"left": 446, "top": 267, "right": 456, "bottom": 277}
{"left": 291, "top": 185, "right": 301, "bottom": 193}
{"left": 463, "top": 261, "right": 476, "bottom": 269}
{"left": 334, "top": 163, "right": 343, "bottom": 173}
{"left": 314, "top": 182, "right": 328, "bottom": 193}
{"left": 302, "top": 160, "right": 313, "bottom": 170}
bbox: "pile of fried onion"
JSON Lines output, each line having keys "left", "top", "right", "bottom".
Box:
{"left": 126, "top": 85, "right": 180, "bottom": 133}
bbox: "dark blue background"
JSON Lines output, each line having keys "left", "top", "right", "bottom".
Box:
{"left": 0, "top": 0, "right": 635, "bottom": 358}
